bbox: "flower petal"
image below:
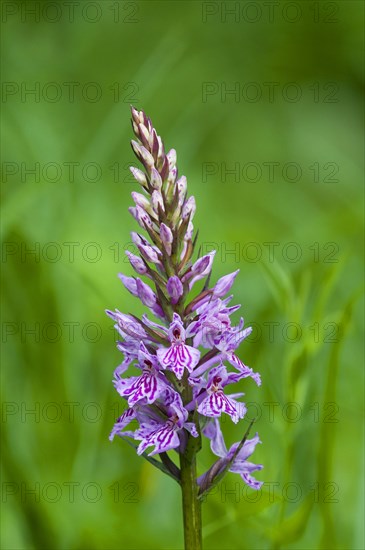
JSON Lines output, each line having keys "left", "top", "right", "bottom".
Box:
{"left": 227, "top": 354, "right": 261, "bottom": 386}
{"left": 118, "top": 372, "right": 163, "bottom": 405}
{"left": 202, "top": 419, "right": 228, "bottom": 458}
{"left": 241, "top": 472, "right": 263, "bottom": 490}
{"left": 184, "top": 422, "right": 199, "bottom": 438}
{"left": 136, "top": 423, "right": 180, "bottom": 456}
{"left": 166, "top": 276, "right": 183, "bottom": 304}
{"left": 213, "top": 270, "right": 239, "bottom": 297}
{"left": 198, "top": 391, "right": 246, "bottom": 423}
{"left": 157, "top": 344, "right": 200, "bottom": 379}
{"left": 109, "top": 408, "right": 136, "bottom": 441}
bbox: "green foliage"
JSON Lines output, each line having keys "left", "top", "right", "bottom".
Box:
{"left": 1, "top": 1, "right": 364, "bottom": 548}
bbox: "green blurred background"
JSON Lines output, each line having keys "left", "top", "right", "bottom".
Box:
{"left": 1, "top": 1, "right": 364, "bottom": 548}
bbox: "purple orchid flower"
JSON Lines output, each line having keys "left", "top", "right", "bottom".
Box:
{"left": 134, "top": 391, "right": 198, "bottom": 456}
{"left": 106, "top": 309, "right": 151, "bottom": 373}
{"left": 157, "top": 313, "right": 201, "bottom": 379}
{"left": 186, "top": 296, "right": 240, "bottom": 349}
{"left": 118, "top": 274, "right": 165, "bottom": 319}
{"left": 197, "top": 364, "right": 247, "bottom": 423}
{"left": 182, "top": 251, "right": 216, "bottom": 289}
{"left": 113, "top": 343, "right": 170, "bottom": 406}
{"left": 214, "top": 328, "right": 261, "bottom": 386}
{"left": 202, "top": 418, "right": 263, "bottom": 490}
{"left": 106, "top": 108, "right": 264, "bottom": 548}
{"left": 109, "top": 407, "right": 136, "bottom": 441}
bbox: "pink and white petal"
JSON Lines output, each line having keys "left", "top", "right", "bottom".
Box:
{"left": 241, "top": 472, "right": 263, "bottom": 490}
{"left": 206, "top": 364, "right": 229, "bottom": 387}
{"left": 222, "top": 396, "right": 246, "bottom": 423}
{"left": 231, "top": 461, "right": 263, "bottom": 475}
{"left": 169, "top": 361, "right": 185, "bottom": 380}
{"left": 202, "top": 418, "right": 228, "bottom": 458}
{"left": 227, "top": 392, "right": 245, "bottom": 400}
{"left": 192, "top": 333, "right": 204, "bottom": 348}
{"left": 127, "top": 373, "right": 160, "bottom": 406}
{"left": 184, "top": 422, "right": 199, "bottom": 438}
{"left": 134, "top": 424, "right": 156, "bottom": 441}
{"left": 158, "top": 344, "right": 200, "bottom": 379}
{"left": 113, "top": 362, "right": 131, "bottom": 378}
{"left": 114, "top": 375, "right": 139, "bottom": 397}
{"left": 198, "top": 393, "right": 224, "bottom": 418}
{"left": 141, "top": 314, "right": 168, "bottom": 334}
{"left": 171, "top": 395, "right": 188, "bottom": 421}
{"left": 179, "top": 344, "right": 201, "bottom": 370}
{"left": 163, "top": 387, "right": 182, "bottom": 407}
{"left": 228, "top": 354, "right": 261, "bottom": 386}
{"left": 235, "top": 433, "right": 262, "bottom": 461}
{"left": 144, "top": 425, "right": 180, "bottom": 456}
{"left": 188, "top": 376, "right": 203, "bottom": 386}
{"left": 137, "top": 437, "right": 152, "bottom": 455}
{"left": 149, "top": 429, "right": 180, "bottom": 456}
{"left": 156, "top": 345, "right": 177, "bottom": 368}
{"left": 109, "top": 408, "right": 136, "bottom": 441}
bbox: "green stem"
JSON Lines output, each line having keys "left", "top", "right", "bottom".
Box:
{"left": 179, "top": 373, "right": 202, "bottom": 550}
{"left": 180, "top": 447, "right": 202, "bottom": 550}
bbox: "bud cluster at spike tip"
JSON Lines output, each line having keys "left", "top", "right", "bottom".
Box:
{"left": 106, "top": 107, "right": 263, "bottom": 491}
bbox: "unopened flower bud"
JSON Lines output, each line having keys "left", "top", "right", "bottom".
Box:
{"left": 167, "top": 148, "right": 177, "bottom": 169}
{"left": 151, "top": 190, "right": 164, "bottom": 214}
{"left": 131, "top": 140, "right": 154, "bottom": 170}
{"left": 182, "top": 196, "right": 196, "bottom": 221}
{"left": 183, "top": 251, "right": 216, "bottom": 289}
{"left": 130, "top": 167, "right": 147, "bottom": 187}
{"left": 138, "top": 123, "right": 151, "bottom": 148}
{"left": 176, "top": 176, "right": 187, "bottom": 206}
{"left": 166, "top": 276, "right": 183, "bottom": 304}
{"left": 180, "top": 221, "right": 194, "bottom": 261}
{"left": 106, "top": 309, "right": 146, "bottom": 339}
{"left": 131, "top": 191, "right": 150, "bottom": 211}
{"left": 131, "top": 106, "right": 143, "bottom": 124}
{"left": 136, "top": 279, "right": 157, "bottom": 308}
{"left": 131, "top": 232, "right": 162, "bottom": 263}
{"left": 118, "top": 273, "right": 138, "bottom": 296}
{"left": 167, "top": 165, "right": 177, "bottom": 187}
{"left": 137, "top": 242, "right": 161, "bottom": 264}
{"left": 157, "top": 135, "right": 165, "bottom": 165}
{"left": 131, "top": 232, "right": 155, "bottom": 250}
{"left": 160, "top": 223, "right": 173, "bottom": 255}
{"left": 150, "top": 167, "right": 162, "bottom": 190}
{"left": 129, "top": 206, "right": 153, "bottom": 229}
{"left": 125, "top": 251, "right": 148, "bottom": 275}
{"left": 159, "top": 156, "right": 169, "bottom": 181}
{"left": 214, "top": 270, "right": 240, "bottom": 297}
